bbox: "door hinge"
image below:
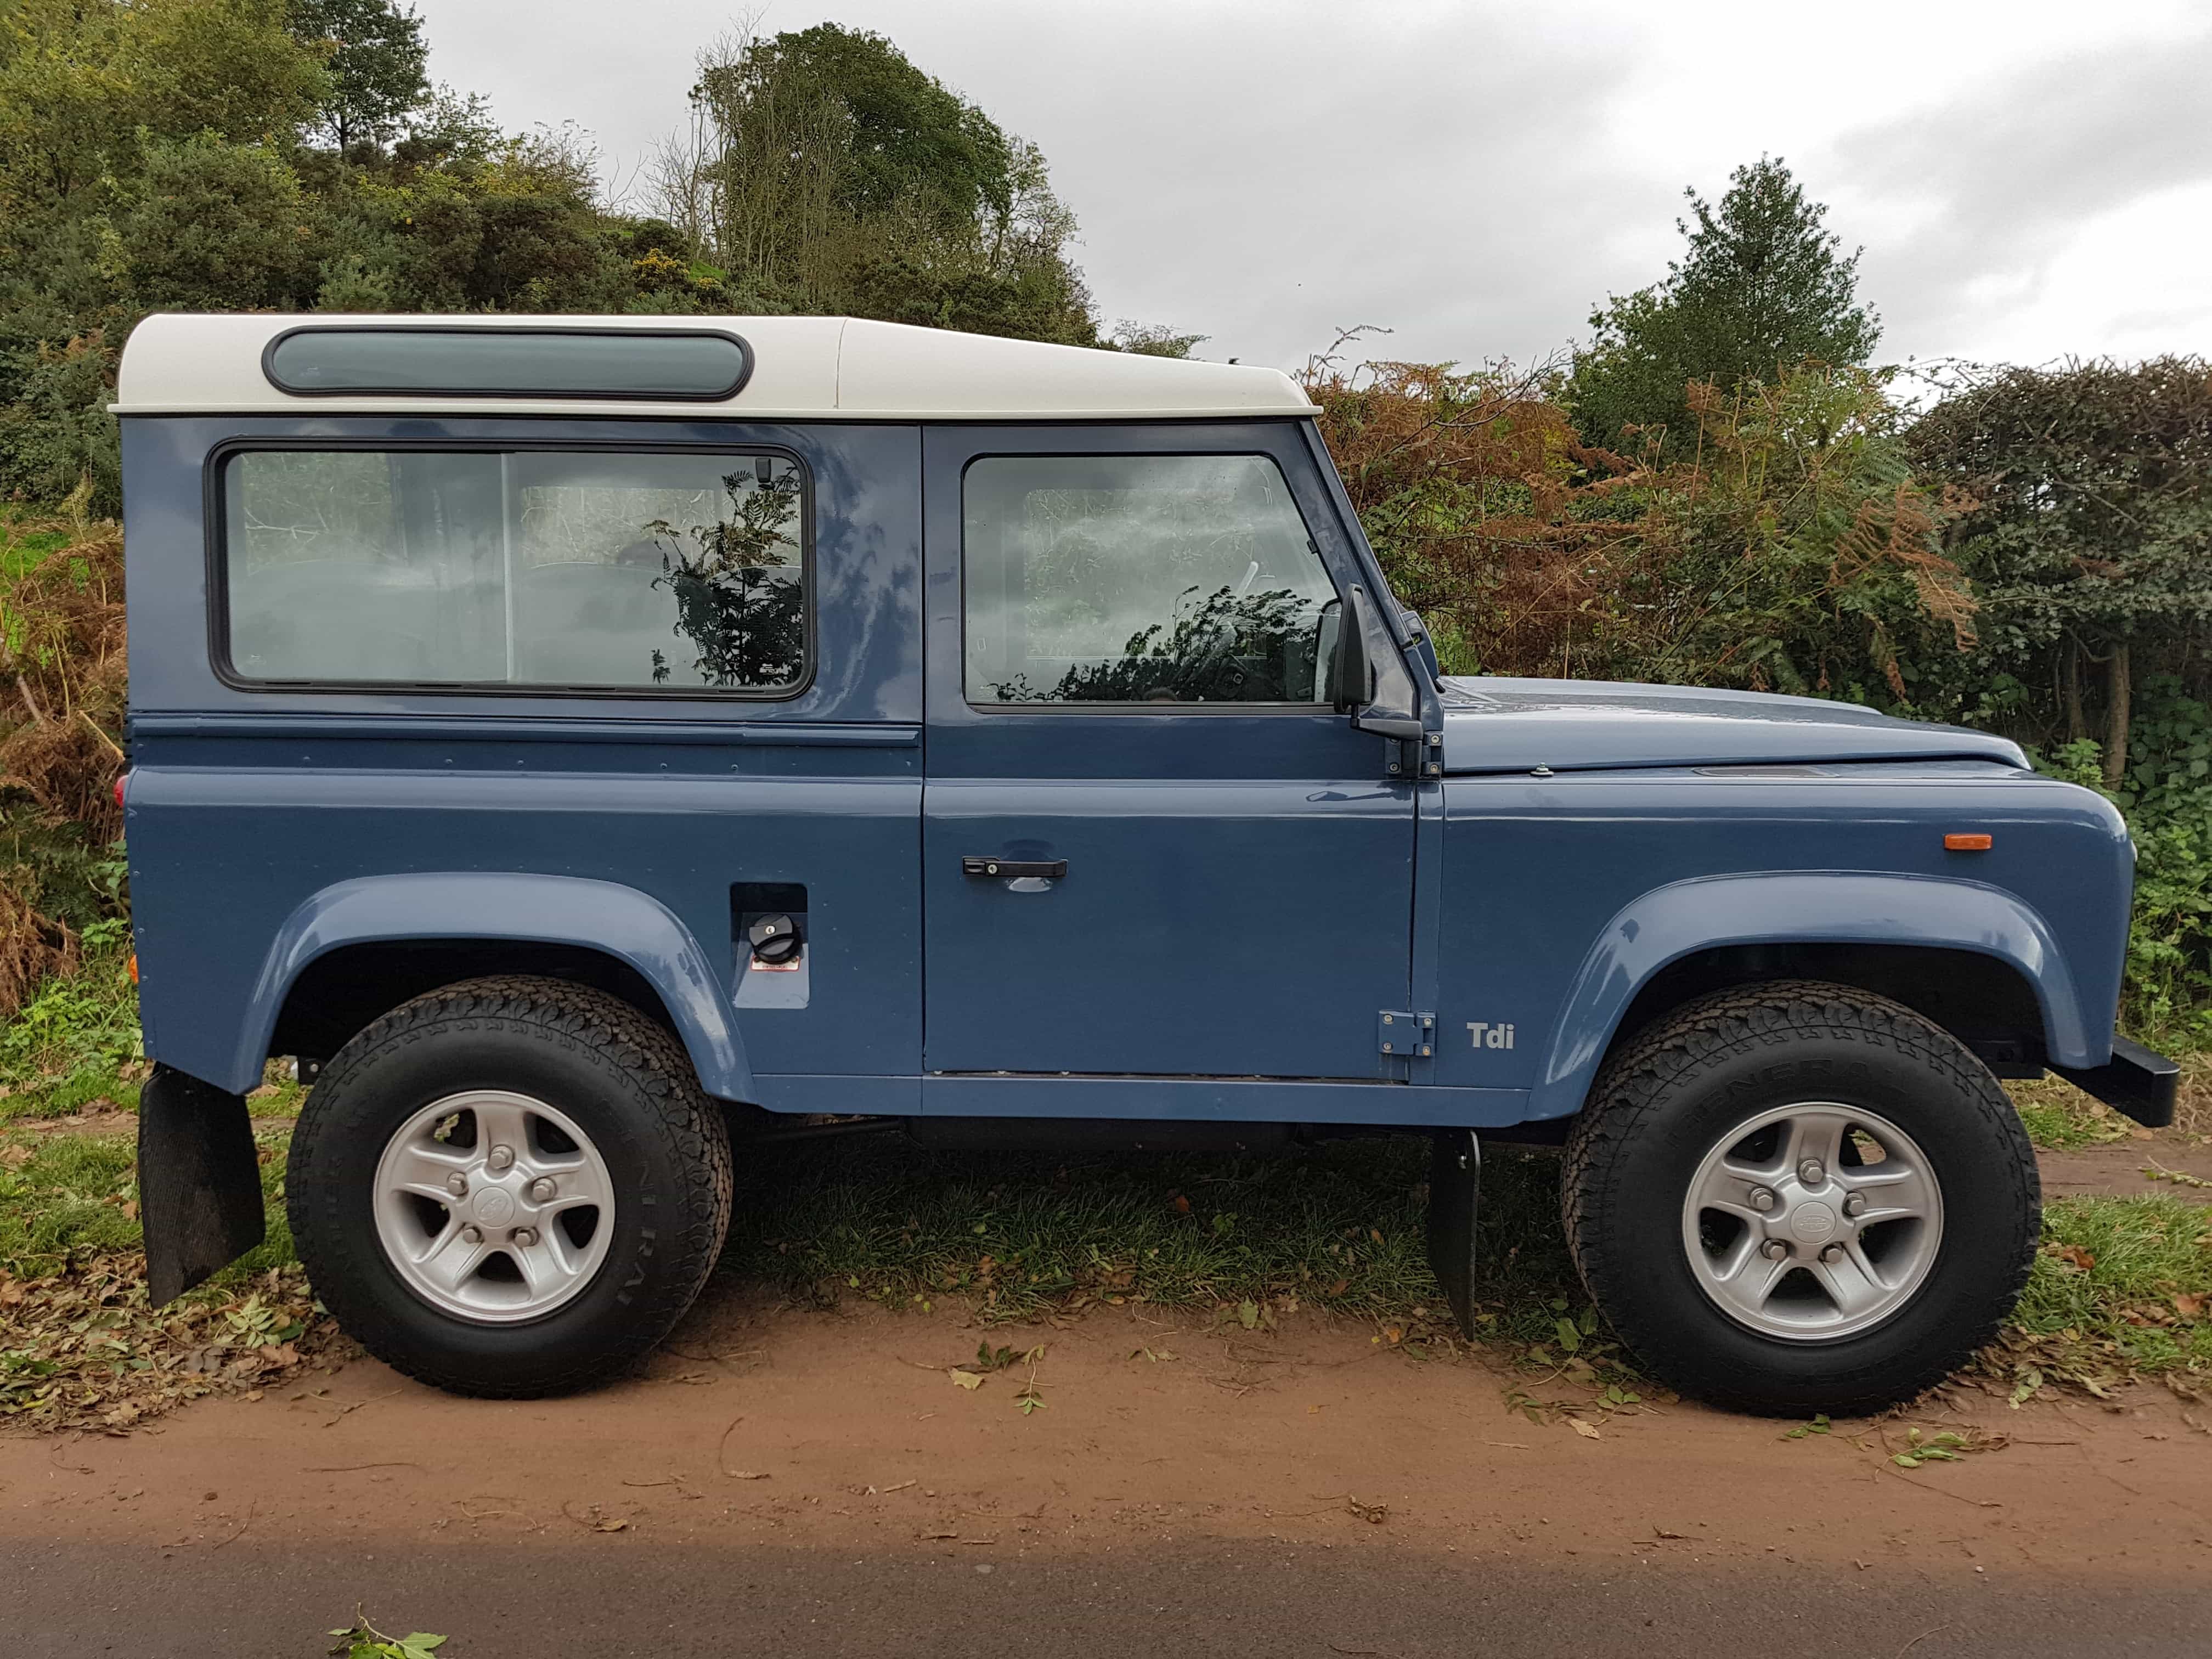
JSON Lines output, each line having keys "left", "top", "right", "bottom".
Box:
{"left": 1378, "top": 1010, "right": 1436, "bottom": 1058}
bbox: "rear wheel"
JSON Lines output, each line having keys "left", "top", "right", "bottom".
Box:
{"left": 1564, "top": 980, "right": 2039, "bottom": 1415}
{"left": 287, "top": 976, "right": 732, "bottom": 1397}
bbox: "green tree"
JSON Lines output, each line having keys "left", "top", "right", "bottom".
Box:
{"left": 1909, "top": 358, "right": 2212, "bottom": 783}
{"left": 287, "top": 0, "right": 430, "bottom": 153}
{"left": 1567, "top": 157, "right": 1880, "bottom": 456}
{"left": 664, "top": 24, "right": 1101, "bottom": 343}
{"left": 0, "top": 0, "right": 331, "bottom": 504}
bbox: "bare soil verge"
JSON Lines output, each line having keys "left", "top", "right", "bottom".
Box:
{"left": 2039, "top": 1141, "right": 2212, "bottom": 1203}
{"left": 7, "top": 1299, "right": 2209, "bottom": 1575}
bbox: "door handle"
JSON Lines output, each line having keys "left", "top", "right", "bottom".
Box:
{"left": 962, "top": 856, "right": 1066, "bottom": 879}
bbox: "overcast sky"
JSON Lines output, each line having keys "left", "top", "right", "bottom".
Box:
{"left": 409, "top": 0, "right": 2212, "bottom": 377}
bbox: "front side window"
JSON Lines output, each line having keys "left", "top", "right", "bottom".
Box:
{"left": 222, "top": 449, "right": 806, "bottom": 692}
{"left": 963, "top": 454, "right": 1339, "bottom": 705}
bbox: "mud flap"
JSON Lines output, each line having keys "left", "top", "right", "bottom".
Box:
{"left": 1425, "top": 1130, "right": 1481, "bottom": 1338}
{"left": 138, "top": 1064, "right": 265, "bottom": 1306}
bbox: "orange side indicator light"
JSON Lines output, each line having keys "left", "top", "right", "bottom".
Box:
{"left": 127, "top": 953, "right": 138, "bottom": 985}
{"left": 1944, "top": 833, "right": 1994, "bottom": 852}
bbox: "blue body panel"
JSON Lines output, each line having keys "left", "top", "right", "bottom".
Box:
{"left": 121, "top": 410, "right": 2135, "bottom": 1128}
{"left": 1426, "top": 766, "right": 2129, "bottom": 1116}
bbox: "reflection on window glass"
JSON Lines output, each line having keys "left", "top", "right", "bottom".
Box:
{"left": 963, "top": 455, "right": 1337, "bottom": 704}
{"left": 223, "top": 449, "right": 805, "bottom": 691}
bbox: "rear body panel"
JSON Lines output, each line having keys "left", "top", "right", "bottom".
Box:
{"left": 123, "top": 415, "right": 927, "bottom": 1097}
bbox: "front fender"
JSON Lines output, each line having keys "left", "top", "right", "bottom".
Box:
{"left": 233, "top": 873, "right": 752, "bottom": 1101}
{"left": 1527, "top": 872, "right": 2091, "bottom": 1121}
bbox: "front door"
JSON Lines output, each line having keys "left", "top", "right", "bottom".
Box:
{"left": 921, "top": 424, "right": 1417, "bottom": 1084}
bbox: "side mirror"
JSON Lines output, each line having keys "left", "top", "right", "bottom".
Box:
{"left": 1324, "top": 598, "right": 1366, "bottom": 712}
{"left": 1341, "top": 585, "right": 1423, "bottom": 740}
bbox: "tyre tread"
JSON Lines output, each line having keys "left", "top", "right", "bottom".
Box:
{"left": 1562, "top": 979, "right": 2039, "bottom": 1415}
{"left": 289, "top": 975, "right": 732, "bottom": 1399}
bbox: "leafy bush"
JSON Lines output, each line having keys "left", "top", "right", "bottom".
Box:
{"left": 1311, "top": 356, "right": 1973, "bottom": 709}
{"left": 2043, "top": 679, "right": 2212, "bottom": 1043}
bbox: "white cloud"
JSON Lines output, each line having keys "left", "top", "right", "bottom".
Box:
{"left": 407, "top": 0, "right": 2212, "bottom": 372}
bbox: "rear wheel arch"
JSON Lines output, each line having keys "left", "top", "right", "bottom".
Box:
{"left": 270, "top": 939, "right": 685, "bottom": 1068}
{"left": 234, "top": 873, "right": 754, "bottom": 1102}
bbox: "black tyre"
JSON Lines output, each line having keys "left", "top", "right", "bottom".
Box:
{"left": 1563, "top": 980, "right": 2039, "bottom": 1416}
{"left": 287, "top": 976, "right": 733, "bottom": 1397}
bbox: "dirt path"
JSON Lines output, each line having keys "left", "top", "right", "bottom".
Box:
{"left": 6, "top": 1296, "right": 2211, "bottom": 1656}
{"left": 2039, "top": 1139, "right": 2212, "bottom": 1203}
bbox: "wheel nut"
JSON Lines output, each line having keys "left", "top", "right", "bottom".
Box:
{"left": 1819, "top": 1244, "right": 1846, "bottom": 1265}
{"left": 445, "top": 1173, "right": 469, "bottom": 1198}
{"left": 487, "top": 1145, "right": 515, "bottom": 1172}
{"left": 1761, "top": 1239, "right": 1791, "bottom": 1261}
{"left": 1748, "top": 1187, "right": 1776, "bottom": 1212}
{"left": 528, "top": 1177, "right": 557, "bottom": 1203}
{"left": 1797, "top": 1159, "right": 1826, "bottom": 1186}
{"left": 1843, "top": 1192, "right": 1867, "bottom": 1218}
{"left": 460, "top": 1224, "right": 483, "bottom": 1244}
{"left": 511, "top": 1227, "right": 538, "bottom": 1248}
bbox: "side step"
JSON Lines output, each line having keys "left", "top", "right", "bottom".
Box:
{"left": 1425, "top": 1130, "right": 1481, "bottom": 1338}
{"left": 2053, "top": 1035, "right": 2181, "bottom": 1129}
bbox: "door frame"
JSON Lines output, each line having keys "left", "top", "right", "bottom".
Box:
{"left": 912, "top": 418, "right": 1471, "bottom": 1122}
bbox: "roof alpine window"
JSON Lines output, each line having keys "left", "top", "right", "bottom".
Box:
{"left": 262, "top": 326, "right": 753, "bottom": 401}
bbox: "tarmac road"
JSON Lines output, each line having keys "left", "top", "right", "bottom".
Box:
{"left": 9, "top": 1536, "right": 2209, "bottom": 1657}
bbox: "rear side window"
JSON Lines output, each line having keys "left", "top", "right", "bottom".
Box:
{"left": 962, "top": 454, "right": 1339, "bottom": 705}
{"left": 219, "top": 449, "right": 807, "bottom": 693}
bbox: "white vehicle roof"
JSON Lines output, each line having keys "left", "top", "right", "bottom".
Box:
{"left": 112, "top": 313, "right": 1316, "bottom": 421}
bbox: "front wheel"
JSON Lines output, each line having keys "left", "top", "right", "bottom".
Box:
{"left": 1563, "top": 980, "right": 2039, "bottom": 1416}
{"left": 287, "top": 976, "right": 733, "bottom": 1397}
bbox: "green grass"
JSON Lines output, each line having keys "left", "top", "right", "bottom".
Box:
{"left": 723, "top": 1135, "right": 1582, "bottom": 1345}
{"left": 2011, "top": 1195, "right": 2212, "bottom": 1378}
{"left": 0, "top": 946, "right": 142, "bottom": 1125}
{"left": 0, "top": 1116, "right": 314, "bottom": 1430}
{"left": 0, "top": 1121, "right": 298, "bottom": 1283}
{"left": 2007, "top": 1075, "right": 2135, "bottom": 1152}
{"left": 0, "top": 505, "right": 71, "bottom": 580}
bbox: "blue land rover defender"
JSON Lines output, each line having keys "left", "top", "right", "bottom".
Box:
{"left": 117, "top": 314, "right": 2177, "bottom": 1415}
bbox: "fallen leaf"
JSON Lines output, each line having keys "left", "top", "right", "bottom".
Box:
{"left": 949, "top": 1369, "right": 985, "bottom": 1391}
{"left": 2052, "top": 1244, "right": 2096, "bottom": 1272}
{"left": 726, "top": 1471, "right": 771, "bottom": 1481}
{"left": 2175, "top": 1293, "right": 2207, "bottom": 1322}
{"left": 1570, "top": 1418, "right": 1601, "bottom": 1441}
{"left": 1347, "top": 1497, "right": 1388, "bottom": 1524}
